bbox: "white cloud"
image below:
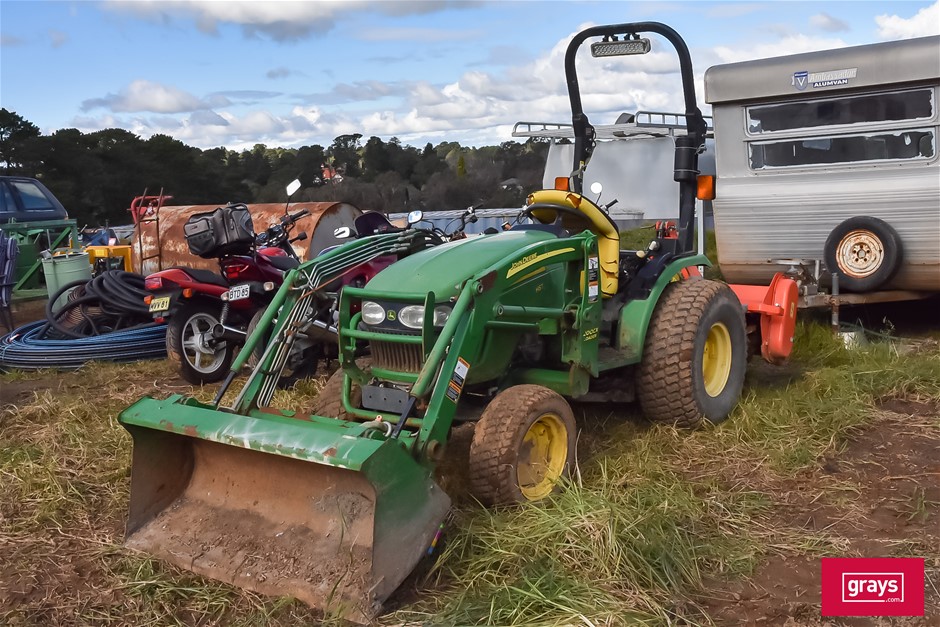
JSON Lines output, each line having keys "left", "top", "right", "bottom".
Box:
{"left": 876, "top": 1, "right": 940, "bottom": 39}
{"left": 809, "top": 13, "right": 849, "bottom": 33}
{"left": 81, "top": 80, "right": 227, "bottom": 114}
{"left": 104, "top": 0, "right": 473, "bottom": 42}
{"left": 709, "top": 34, "right": 848, "bottom": 64}
{"left": 67, "top": 25, "right": 706, "bottom": 149}
{"left": 49, "top": 29, "right": 69, "bottom": 47}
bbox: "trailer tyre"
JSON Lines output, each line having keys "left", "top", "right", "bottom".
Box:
{"left": 637, "top": 279, "right": 746, "bottom": 428}
{"left": 824, "top": 217, "right": 902, "bottom": 292}
{"left": 166, "top": 301, "right": 233, "bottom": 384}
{"left": 469, "top": 385, "right": 577, "bottom": 506}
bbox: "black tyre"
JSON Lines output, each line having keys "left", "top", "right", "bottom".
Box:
{"left": 245, "top": 309, "right": 319, "bottom": 387}
{"left": 310, "top": 359, "right": 367, "bottom": 419}
{"left": 637, "top": 279, "right": 747, "bottom": 428}
{"left": 824, "top": 217, "right": 902, "bottom": 292}
{"left": 469, "top": 385, "right": 577, "bottom": 506}
{"left": 166, "top": 301, "right": 233, "bottom": 384}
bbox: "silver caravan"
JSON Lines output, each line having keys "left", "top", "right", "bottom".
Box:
{"left": 705, "top": 36, "right": 940, "bottom": 295}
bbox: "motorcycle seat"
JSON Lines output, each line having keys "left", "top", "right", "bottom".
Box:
{"left": 171, "top": 267, "right": 228, "bottom": 287}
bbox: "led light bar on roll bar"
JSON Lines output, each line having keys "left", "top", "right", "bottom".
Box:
{"left": 591, "top": 37, "right": 651, "bottom": 57}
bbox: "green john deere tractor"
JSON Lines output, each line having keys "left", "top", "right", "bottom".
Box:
{"left": 119, "top": 21, "right": 749, "bottom": 623}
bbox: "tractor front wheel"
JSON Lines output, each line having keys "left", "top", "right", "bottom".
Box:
{"left": 469, "top": 385, "right": 577, "bottom": 506}
{"left": 637, "top": 278, "right": 746, "bottom": 428}
{"left": 310, "top": 361, "right": 365, "bottom": 419}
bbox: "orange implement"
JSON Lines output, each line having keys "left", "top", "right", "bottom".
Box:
{"left": 730, "top": 272, "right": 799, "bottom": 364}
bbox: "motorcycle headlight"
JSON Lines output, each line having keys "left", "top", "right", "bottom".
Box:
{"left": 361, "top": 301, "right": 385, "bottom": 325}
{"left": 398, "top": 304, "right": 453, "bottom": 329}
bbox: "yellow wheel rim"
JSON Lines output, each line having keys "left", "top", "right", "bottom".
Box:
{"left": 517, "top": 413, "right": 569, "bottom": 501}
{"left": 702, "top": 322, "right": 733, "bottom": 397}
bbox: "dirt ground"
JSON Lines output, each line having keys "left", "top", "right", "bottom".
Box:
{"left": 699, "top": 398, "right": 940, "bottom": 626}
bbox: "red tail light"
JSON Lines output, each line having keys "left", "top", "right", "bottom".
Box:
{"left": 144, "top": 276, "right": 163, "bottom": 290}
{"left": 222, "top": 262, "right": 251, "bottom": 280}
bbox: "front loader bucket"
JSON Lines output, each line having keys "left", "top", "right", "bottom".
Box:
{"left": 120, "top": 395, "right": 450, "bottom": 623}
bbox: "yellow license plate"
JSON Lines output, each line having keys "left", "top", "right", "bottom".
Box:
{"left": 149, "top": 296, "right": 171, "bottom": 313}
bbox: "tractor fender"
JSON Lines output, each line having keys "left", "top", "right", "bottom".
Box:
{"left": 617, "top": 254, "right": 711, "bottom": 359}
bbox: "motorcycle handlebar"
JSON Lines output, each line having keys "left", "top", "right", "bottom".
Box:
{"left": 288, "top": 209, "right": 310, "bottom": 223}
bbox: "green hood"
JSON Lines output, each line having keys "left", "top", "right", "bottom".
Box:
{"left": 366, "top": 229, "right": 556, "bottom": 300}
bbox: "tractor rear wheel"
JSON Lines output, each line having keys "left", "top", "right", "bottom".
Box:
{"left": 310, "top": 361, "right": 365, "bottom": 419}
{"left": 637, "top": 278, "right": 746, "bottom": 428}
{"left": 469, "top": 385, "right": 577, "bottom": 506}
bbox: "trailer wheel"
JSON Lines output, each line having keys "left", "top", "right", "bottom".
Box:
{"left": 310, "top": 361, "right": 365, "bottom": 419}
{"left": 166, "top": 301, "right": 234, "bottom": 384}
{"left": 245, "top": 309, "right": 319, "bottom": 387}
{"left": 637, "top": 279, "right": 746, "bottom": 428}
{"left": 469, "top": 385, "right": 577, "bottom": 506}
{"left": 824, "top": 217, "right": 902, "bottom": 292}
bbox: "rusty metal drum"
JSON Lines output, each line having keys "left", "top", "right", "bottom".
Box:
{"left": 132, "top": 202, "right": 363, "bottom": 275}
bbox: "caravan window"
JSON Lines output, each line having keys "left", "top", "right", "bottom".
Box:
{"left": 746, "top": 88, "right": 934, "bottom": 134}
{"left": 749, "top": 128, "right": 935, "bottom": 169}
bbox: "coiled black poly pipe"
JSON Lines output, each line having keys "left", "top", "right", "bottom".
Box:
{"left": 45, "top": 270, "right": 153, "bottom": 338}
{"left": 0, "top": 270, "right": 167, "bottom": 370}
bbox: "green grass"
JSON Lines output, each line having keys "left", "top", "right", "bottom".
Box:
{"left": 1, "top": 323, "right": 938, "bottom": 625}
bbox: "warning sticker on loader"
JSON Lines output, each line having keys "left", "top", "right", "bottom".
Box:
{"left": 587, "top": 256, "right": 599, "bottom": 302}
{"left": 446, "top": 357, "right": 470, "bottom": 403}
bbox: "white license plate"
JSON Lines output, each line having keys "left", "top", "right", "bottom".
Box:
{"left": 227, "top": 284, "right": 251, "bottom": 301}
{"left": 149, "top": 296, "right": 170, "bottom": 313}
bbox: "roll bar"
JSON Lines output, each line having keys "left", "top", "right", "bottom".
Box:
{"left": 563, "top": 21, "right": 707, "bottom": 254}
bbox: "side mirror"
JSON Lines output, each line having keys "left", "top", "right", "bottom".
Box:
{"left": 333, "top": 226, "right": 352, "bottom": 239}
{"left": 286, "top": 178, "right": 302, "bottom": 198}
{"left": 407, "top": 210, "right": 424, "bottom": 225}
{"left": 589, "top": 181, "right": 603, "bottom": 195}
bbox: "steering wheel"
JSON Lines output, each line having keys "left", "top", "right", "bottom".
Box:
{"left": 522, "top": 202, "right": 589, "bottom": 225}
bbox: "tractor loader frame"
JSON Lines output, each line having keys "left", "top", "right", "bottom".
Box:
{"left": 118, "top": 20, "right": 798, "bottom": 624}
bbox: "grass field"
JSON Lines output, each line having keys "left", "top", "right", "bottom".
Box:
{"left": 1, "top": 316, "right": 938, "bottom": 625}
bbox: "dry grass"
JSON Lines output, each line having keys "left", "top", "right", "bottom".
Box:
{"left": 1, "top": 322, "right": 939, "bottom": 625}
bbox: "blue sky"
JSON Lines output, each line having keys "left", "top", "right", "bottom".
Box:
{"left": 1, "top": 1, "right": 937, "bottom": 150}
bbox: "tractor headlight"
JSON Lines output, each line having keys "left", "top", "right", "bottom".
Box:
{"left": 361, "top": 301, "right": 385, "bottom": 325}
{"left": 398, "top": 304, "right": 453, "bottom": 329}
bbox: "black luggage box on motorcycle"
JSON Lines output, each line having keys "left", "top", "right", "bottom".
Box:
{"left": 184, "top": 203, "right": 255, "bottom": 258}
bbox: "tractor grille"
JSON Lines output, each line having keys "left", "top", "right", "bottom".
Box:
{"left": 370, "top": 331, "right": 424, "bottom": 373}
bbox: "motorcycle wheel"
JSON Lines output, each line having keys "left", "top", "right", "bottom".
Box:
{"left": 166, "top": 301, "right": 234, "bottom": 384}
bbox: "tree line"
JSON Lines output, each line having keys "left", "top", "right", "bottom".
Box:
{"left": 0, "top": 108, "right": 550, "bottom": 228}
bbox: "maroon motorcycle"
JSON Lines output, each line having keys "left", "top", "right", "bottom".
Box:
{"left": 144, "top": 201, "right": 311, "bottom": 383}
